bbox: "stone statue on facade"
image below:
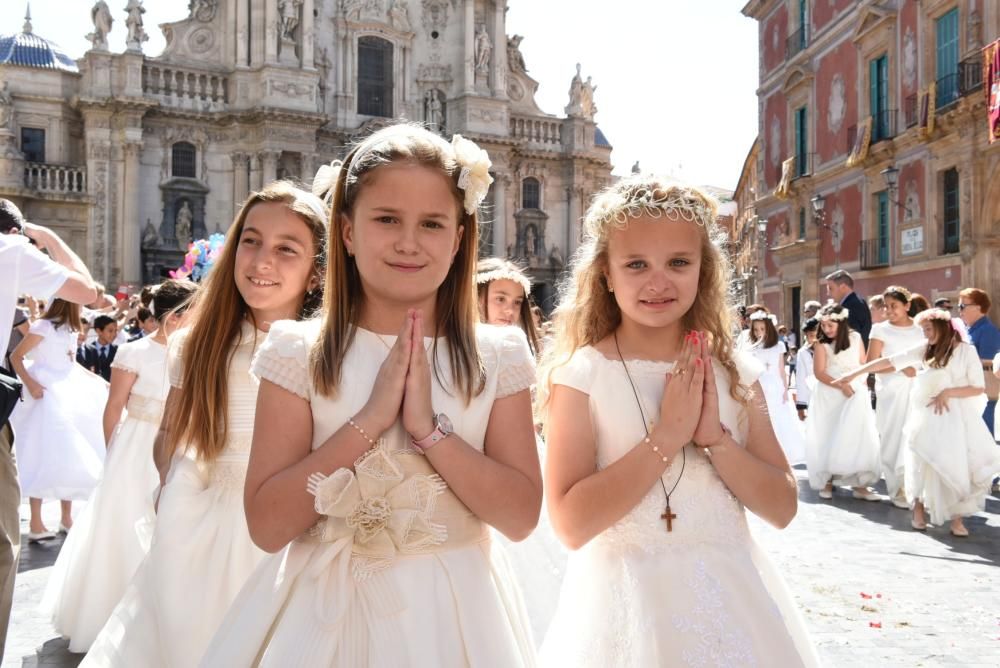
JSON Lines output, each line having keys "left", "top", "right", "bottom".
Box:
{"left": 124, "top": 0, "right": 149, "bottom": 52}
{"left": 524, "top": 224, "right": 537, "bottom": 258}
{"left": 582, "top": 75, "right": 597, "bottom": 117}
{"left": 566, "top": 63, "right": 585, "bottom": 117}
{"left": 86, "top": 1, "right": 113, "bottom": 51}
{"left": 424, "top": 90, "right": 444, "bottom": 132}
{"left": 279, "top": 0, "right": 302, "bottom": 41}
{"left": 142, "top": 218, "right": 160, "bottom": 248}
{"left": 631, "top": 160, "right": 641, "bottom": 174}
{"left": 475, "top": 25, "right": 492, "bottom": 73}
{"left": 389, "top": 0, "right": 411, "bottom": 32}
{"left": 548, "top": 245, "right": 564, "bottom": 270}
{"left": 175, "top": 201, "right": 193, "bottom": 250}
{"left": 189, "top": 0, "right": 218, "bottom": 22}
{"left": 0, "top": 82, "right": 12, "bottom": 133}
{"left": 507, "top": 35, "right": 527, "bottom": 73}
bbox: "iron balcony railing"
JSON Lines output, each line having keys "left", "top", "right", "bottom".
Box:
{"left": 859, "top": 238, "right": 890, "bottom": 269}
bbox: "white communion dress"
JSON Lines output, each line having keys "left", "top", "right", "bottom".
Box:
{"left": 804, "top": 332, "right": 881, "bottom": 490}
{"left": 82, "top": 322, "right": 268, "bottom": 668}
{"left": 739, "top": 339, "right": 804, "bottom": 464}
{"left": 869, "top": 321, "right": 926, "bottom": 498}
{"left": 42, "top": 335, "right": 169, "bottom": 652}
{"left": 10, "top": 318, "right": 107, "bottom": 500}
{"left": 200, "top": 321, "right": 538, "bottom": 667}
{"left": 538, "top": 347, "right": 818, "bottom": 667}
{"left": 892, "top": 342, "right": 1000, "bottom": 525}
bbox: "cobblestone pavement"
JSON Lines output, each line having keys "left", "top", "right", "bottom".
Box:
{"left": 6, "top": 470, "right": 1000, "bottom": 667}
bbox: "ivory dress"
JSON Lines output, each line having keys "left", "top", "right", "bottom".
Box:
{"left": 42, "top": 336, "right": 169, "bottom": 652}
{"left": 739, "top": 339, "right": 804, "bottom": 464}
{"left": 10, "top": 318, "right": 107, "bottom": 500}
{"left": 804, "top": 332, "right": 881, "bottom": 490}
{"left": 869, "top": 321, "right": 926, "bottom": 498}
{"left": 538, "top": 347, "right": 817, "bottom": 667}
{"left": 200, "top": 320, "right": 537, "bottom": 667}
{"left": 82, "top": 322, "right": 268, "bottom": 668}
{"left": 892, "top": 342, "right": 1000, "bottom": 524}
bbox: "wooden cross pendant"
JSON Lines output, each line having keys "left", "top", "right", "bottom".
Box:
{"left": 661, "top": 501, "right": 677, "bottom": 532}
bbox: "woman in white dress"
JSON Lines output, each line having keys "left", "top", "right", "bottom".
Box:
{"left": 8, "top": 299, "right": 107, "bottom": 541}
{"left": 804, "top": 303, "right": 881, "bottom": 500}
{"left": 536, "top": 175, "right": 817, "bottom": 667}
{"left": 867, "top": 286, "right": 926, "bottom": 508}
{"left": 42, "top": 279, "right": 197, "bottom": 652}
{"left": 82, "top": 182, "right": 327, "bottom": 668}
{"left": 739, "top": 309, "right": 804, "bottom": 463}
{"left": 835, "top": 309, "right": 1000, "bottom": 536}
{"left": 202, "top": 126, "right": 541, "bottom": 666}
{"left": 794, "top": 317, "right": 819, "bottom": 420}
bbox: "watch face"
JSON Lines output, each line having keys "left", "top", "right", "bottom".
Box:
{"left": 436, "top": 413, "right": 454, "bottom": 435}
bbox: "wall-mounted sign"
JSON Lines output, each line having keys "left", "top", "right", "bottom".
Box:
{"left": 900, "top": 226, "right": 923, "bottom": 255}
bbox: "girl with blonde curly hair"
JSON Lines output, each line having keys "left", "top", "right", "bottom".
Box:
{"left": 537, "top": 174, "right": 815, "bottom": 666}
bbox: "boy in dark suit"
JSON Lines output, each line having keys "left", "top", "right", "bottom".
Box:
{"left": 77, "top": 314, "right": 118, "bottom": 381}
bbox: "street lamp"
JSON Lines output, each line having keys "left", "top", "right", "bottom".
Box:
{"left": 880, "top": 164, "right": 913, "bottom": 217}
{"left": 811, "top": 193, "right": 841, "bottom": 269}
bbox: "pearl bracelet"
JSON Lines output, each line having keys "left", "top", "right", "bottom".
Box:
{"left": 643, "top": 435, "right": 669, "bottom": 463}
{"left": 347, "top": 416, "right": 377, "bottom": 447}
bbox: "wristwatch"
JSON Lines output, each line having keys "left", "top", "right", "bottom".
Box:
{"left": 411, "top": 413, "right": 454, "bottom": 451}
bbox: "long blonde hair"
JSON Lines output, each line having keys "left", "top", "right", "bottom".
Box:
{"left": 537, "top": 175, "right": 746, "bottom": 416}
{"left": 164, "top": 181, "right": 328, "bottom": 463}
{"left": 311, "top": 123, "right": 484, "bottom": 400}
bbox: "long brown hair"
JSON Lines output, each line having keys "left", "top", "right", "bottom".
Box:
{"left": 475, "top": 257, "right": 541, "bottom": 355}
{"left": 164, "top": 182, "right": 327, "bottom": 462}
{"left": 747, "top": 312, "right": 780, "bottom": 348}
{"left": 816, "top": 303, "right": 852, "bottom": 353}
{"left": 42, "top": 299, "right": 81, "bottom": 332}
{"left": 311, "top": 123, "right": 484, "bottom": 400}
{"left": 916, "top": 310, "right": 962, "bottom": 368}
{"left": 537, "top": 175, "right": 745, "bottom": 416}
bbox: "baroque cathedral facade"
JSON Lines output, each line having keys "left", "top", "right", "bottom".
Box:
{"left": 0, "top": 0, "right": 613, "bottom": 308}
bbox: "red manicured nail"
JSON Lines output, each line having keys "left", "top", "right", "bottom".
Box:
{"left": 695, "top": 358, "right": 702, "bottom": 366}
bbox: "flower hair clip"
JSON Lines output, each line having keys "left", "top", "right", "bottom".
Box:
{"left": 312, "top": 160, "right": 343, "bottom": 204}
{"left": 451, "top": 134, "right": 493, "bottom": 215}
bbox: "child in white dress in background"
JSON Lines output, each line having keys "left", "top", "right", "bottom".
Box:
{"left": 794, "top": 317, "right": 819, "bottom": 420}
{"left": 476, "top": 257, "right": 542, "bottom": 356}
{"left": 82, "top": 182, "right": 326, "bottom": 668}
{"left": 835, "top": 309, "right": 1000, "bottom": 536}
{"left": 201, "top": 126, "right": 540, "bottom": 667}
{"left": 867, "top": 286, "right": 926, "bottom": 508}
{"left": 804, "top": 303, "right": 881, "bottom": 501}
{"left": 43, "top": 280, "right": 197, "bottom": 652}
{"left": 8, "top": 299, "right": 108, "bottom": 541}
{"left": 536, "top": 175, "right": 816, "bottom": 666}
{"left": 739, "top": 309, "right": 804, "bottom": 463}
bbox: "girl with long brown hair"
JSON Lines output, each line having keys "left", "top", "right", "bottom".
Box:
{"left": 536, "top": 175, "right": 815, "bottom": 666}
{"left": 834, "top": 309, "right": 1000, "bottom": 536}
{"left": 476, "top": 257, "right": 542, "bottom": 355}
{"left": 202, "top": 124, "right": 541, "bottom": 666}
{"left": 83, "top": 182, "right": 327, "bottom": 668}
{"left": 9, "top": 299, "right": 107, "bottom": 541}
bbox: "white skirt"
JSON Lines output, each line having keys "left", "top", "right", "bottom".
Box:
{"left": 758, "top": 372, "right": 805, "bottom": 465}
{"left": 804, "top": 379, "right": 881, "bottom": 490}
{"left": 874, "top": 372, "right": 914, "bottom": 498}
{"left": 41, "top": 414, "right": 160, "bottom": 652}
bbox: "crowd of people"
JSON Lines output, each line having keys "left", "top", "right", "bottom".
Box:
{"left": 0, "top": 122, "right": 996, "bottom": 666}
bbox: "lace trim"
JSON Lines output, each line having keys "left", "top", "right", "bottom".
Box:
{"left": 125, "top": 394, "right": 164, "bottom": 424}
{"left": 251, "top": 323, "right": 310, "bottom": 399}
{"left": 497, "top": 361, "right": 535, "bottom": 398}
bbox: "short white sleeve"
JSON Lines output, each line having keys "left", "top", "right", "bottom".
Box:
{"left": 27, "top": 318, "right": 55, "bottom": 338}
{"left": 550, "top": 347, "right": 596, "bottom": 395}
{"left": 493, "top": 326, "right": 536, "bottom": 399}
{"left": 888, "top": 342, "right": 925, "bottom": 371}
{"left": 12, "top": 237, "right": 71, "bottom": 302}
{"left": 111, "top": 340, "right": 140, "bottom": 374}
{"left": 960, "top": 342, "right": 986, "bottom": 389}
{"left": 250, "top": 319, "right": 313, "bottom": 401}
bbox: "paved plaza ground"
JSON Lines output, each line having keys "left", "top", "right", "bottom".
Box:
{"left": 6, "top": 467, "right": 1000, "bottom": 667}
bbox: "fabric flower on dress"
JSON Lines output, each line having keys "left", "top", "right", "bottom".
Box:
{"left": 451, "top": 134, "right": 493, "bottom": 215}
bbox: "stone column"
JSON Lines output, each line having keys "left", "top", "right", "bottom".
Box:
{"left": 463, "top": 0, "right": 475, "bottom": 94}
{"left": 493, "top": 175, "right": 508, "bottom": 257}
{"left": 250, "top": 0, "right": 266, "bottom": 66}
{"left": 122, "top": 140, "right": 143, "bottom": 284}
{"left": 250, "top": 152, "right": 263, "bottom": 191}
{"left": 260, "top": 150, "right": 280, "bottom": 186}
{"left": 236, "top": 0, "right": 249, "bottom": 66}
{"left": 265, "top": 0, "right": 279, "bottom": 63}
{"left": 492, "top": 0, "right": 506, "bottom": 98}
{"left": 301, "top": 152, "right": 319, "bottom": 183}
{"left": 567, "top": 185, "right": 583, "bottom": 255}
{"left": 302, "top": 0, "right": 315, "bottom": 69}
{"left": 231, "top": 152, "right": 250, "bottom": 214}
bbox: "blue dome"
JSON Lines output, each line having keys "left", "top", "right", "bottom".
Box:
{"left": 595, "top": 126, "right": 612, "bottom": 148}
{"left": 0, "top": 27, "right": 78, "bottom": 73}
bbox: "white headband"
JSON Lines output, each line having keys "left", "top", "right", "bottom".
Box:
{"left": 749, "top": 311, "right": 777, "bottom": 325}
{"left": 476, "top": 268, "right": 531, "bottom": 295}
{"left": 820, "top": 310, "right": 849, "bottom": 322}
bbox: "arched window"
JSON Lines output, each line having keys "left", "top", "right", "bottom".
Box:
{"left": 522, "top": 177, "right": 541, "bottom": 210}
{"left": 358, "top": 36, "right": 393, "bottom": 117}
{"left": 171, "top": 142, "right": 197, "bottom": 178}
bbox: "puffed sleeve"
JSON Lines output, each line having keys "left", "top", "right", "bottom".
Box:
{"left": 111, "top": 341, "right": 139, "bottom": 374}
{"left": 27, "top": 318, "right": 54, "bottom": 338}
{"left": 250, "top": 319, "right": 313, "bottom": 401}
{"left": 166, "top": 327, "right": 191, "bottom": 389}
{"left": 550, "top": 347, "right": 595, "bottom": 395}
{"left": 888, "top": 342, "right": 925, "bottom": 372}
{"left": 960, "top": 342, "right": 986, "bottom": 389}
{"left": 493, "top": 326, "right": 536, "bottom": 399}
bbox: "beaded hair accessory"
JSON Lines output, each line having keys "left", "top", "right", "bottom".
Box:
{"left": 476, "top": 267, "right": 531, "bottom": 295}
{"left": 588, "top": 177, "right": 718, "bottom": 230}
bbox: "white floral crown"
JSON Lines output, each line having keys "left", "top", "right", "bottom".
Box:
{"left": 748, "top": 311, "right": 777, "bottom": 325}
{"left": 476, "top": 267, "right": 531, "bottom": 295}
{"left": 819, "top": 309, "right": 849, "bottom": 322}
{"left": 310, "top": 134, "right": 493, "bottom": 216}
{"left": 915, "top": 308, "right": 952, "bottom": 323}
{"left": 588, "top": 178, "right": 717, "bottom": 231}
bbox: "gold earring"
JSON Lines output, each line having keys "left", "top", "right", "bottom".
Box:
{"left": 609, "top": 286, "right": 615, "bottom": 293}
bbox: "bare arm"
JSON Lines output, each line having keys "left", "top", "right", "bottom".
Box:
{"left": 152, "top": 387, "right": 182, "bottom": 487}
{"left": 831, "top": 355, "right": 896, "bottom": 385}
{"left": 9, "top": 333, "right": 43, "bottom": 397}
{"left": 103, "top": 368, "right": 137, "bottom": 445}
{"left": 23, "top": 223, "right": 98, "bottom": 305}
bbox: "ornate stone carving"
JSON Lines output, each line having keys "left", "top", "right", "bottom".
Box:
{"left": 87, "top": 1, "right": 113, "bottom": 51}
{"left": 141, "top": 218, "right": 160, "bottom": 248}
{"left": 0, "top": 82, "right": 12, "bottom": 133}
{"left": 417, "top": 63, "right": 453, "bottom": 84}
{"left": 125, "top": 0, "right": 149, "bottom": 52}
{"left": 475, "top": 25, "right": 492, "bottom": 73}
{"left": 827, "top": 73, "right": 845, "bottom": 134}
{"left": 507, "top": 35, "right": 527, "bottom": 73}
{"left": 188, "top": 27, "right": 215, "bottom": 54}
{"left": 421, "top": 0, "right": 449, "bottom": 35}
{"left": 565, "top": 63, "right": 596, "bottom": 119}
{"left": 902, "top": 28, "right": 916, "bottom": 91}
{"left": 388, "top": 0, "right": 411, "bottom": 32}
{"left": 175, "top": 200, "right": 193, "bottom": 249}
{"left": 279, "top": 0, "right": 302, "bottom": 41}
{"left": 424, "top": 89, "right": 445, "bottom": 133}
{"left": 190, "top": 0, "right": 218, "bottom": 22}
{"left": 344, "top": 0, "right": 383, "bottom": 21}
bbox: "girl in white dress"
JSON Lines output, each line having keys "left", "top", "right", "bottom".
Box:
{"left": 476, "top": 257, "right": 542, "bottom": 356}
{"left": 804, "top": 303, "right": 881, "bottom": 500}
{"left": 82, "top": 182, "right": 327, "bottom": 668}
{"left": 42, "top": 279, "right": 197, "bottom": 652}
{"left": 794, "top": 317, "right": 818, "bottom": 420}
{"left": 201, "top": 126, "right": 541, "bottom": 667}
{"left": 536, "top": 175, "right": 817, "bottom": 667}
{"left": 739, "top": 309, "right": 804, "bottom": 463}
{"left": 8, "top": 299, "right": 108, "bottom": 541}
{"left": 835, "top": 309, "right": 1000, "bottom": 536}
{"left": 867, "top": 286, "right": 926, "bottom": 508}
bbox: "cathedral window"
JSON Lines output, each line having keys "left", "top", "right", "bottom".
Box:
{"left": 172, "top": 142, "right": 197, "bottom": 178}
{"left": 358, "top": 36, "right": 394, "bottom": 117}
{"left": 522, "top": 177, "right": 541, "bottom": 210}
{"left": 20, "top": 128, "right": 45, "bottom": 163}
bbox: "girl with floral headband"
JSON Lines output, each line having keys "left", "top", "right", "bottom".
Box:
{"left": 738, "top": 308, "right": 805, "bottom": 464}
{"left": 867, "top": 286, "right": 926, "bottom": 508}
{"left": 201, "top": 124, "right": 541, "bottom": 666}
{"left": 83, "top": 182, "right": 327, "bottom": 667}
{"left": 476, "top": 257, "right": 542, "bottom": 355}
{"left": 536, "top": 175, "right": 816, "bottom": 666}
{"left": 803, "top": 303, "right": 881, "bottom": 502}
{"left": 834, "top": 309, "right": 1000, "bottom": 536}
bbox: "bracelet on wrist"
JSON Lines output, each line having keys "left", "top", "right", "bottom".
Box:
{"left": 347, "top": 416, "right": 377, "bottom": 447}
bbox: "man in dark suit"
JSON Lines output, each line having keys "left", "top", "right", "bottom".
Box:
{"left": 77, "top": 314, "right": 118, "bottom": 381}
{"left": 825, "top": 269, "right": 872, "bottom": 347}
